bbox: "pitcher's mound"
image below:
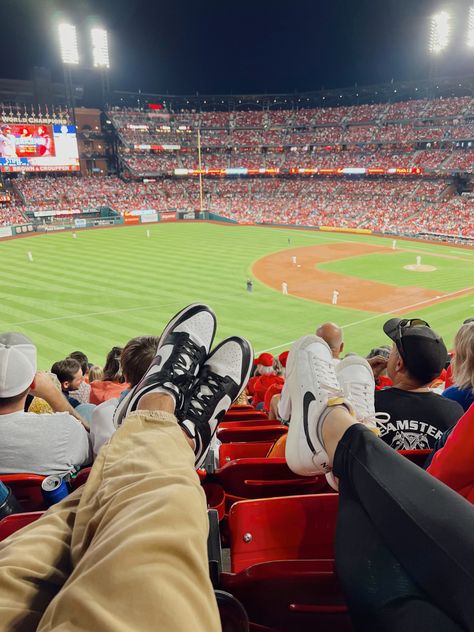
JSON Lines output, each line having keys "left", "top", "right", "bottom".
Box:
{"left": 404, "top": 264, "right": 437, "bottom": 272}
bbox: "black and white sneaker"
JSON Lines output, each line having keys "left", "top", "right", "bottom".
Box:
{"left": 113, "top": 304, "right": 217, "bottom": 427}
{"left": 181, "top": 336, "right": 253, "bottom": 468}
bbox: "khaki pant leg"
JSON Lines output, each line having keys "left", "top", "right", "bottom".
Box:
{"left": 0, "top": 487, "right": 83, "bottom": 632}
{"left": 38, "top": 411, "right": 221, "bottom": 632}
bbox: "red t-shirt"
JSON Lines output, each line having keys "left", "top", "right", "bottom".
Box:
{"left": 252, "top": 375, "right": 284, "bottom": 406}
{"left": 89, "top": 380, "right": 129, "bottom": 405}
{"left": 375, "top": 375, "right": 392, "bottom": 391}
{"left": 428, "top": 403, "right": 474, "bottom": 505}
{"left": 263, "top": 382, "right": 284, "bottom": 412}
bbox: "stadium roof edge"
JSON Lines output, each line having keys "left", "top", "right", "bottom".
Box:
{"left": 111, "top": 74, "right": 474, "bottom": 109}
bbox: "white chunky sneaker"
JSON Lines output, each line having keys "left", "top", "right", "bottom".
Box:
{"left": 336, "top": 356, "right": 388, "bottom": 433}
{"left": 285, "top": 335, "right": 352, "bottom": 476}
{"left": 113, "top": 304, "right": 216, "bottom": 428}
{"left": 182, "top": 336, "right": 253, "bottom": 468}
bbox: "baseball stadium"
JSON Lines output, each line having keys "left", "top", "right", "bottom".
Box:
{"left": 0, "top": 2, "right": 473, "bottom": 631}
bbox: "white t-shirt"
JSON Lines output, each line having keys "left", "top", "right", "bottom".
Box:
{"left": 0, "top": 411, "right": 92, "bottom": 476}
{"left": 90, "top": 398, "right": 119, "bottom": 457}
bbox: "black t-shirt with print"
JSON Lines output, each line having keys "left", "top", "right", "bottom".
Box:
{"left": 374, "top": 388, "right": 464, "bottom": 450}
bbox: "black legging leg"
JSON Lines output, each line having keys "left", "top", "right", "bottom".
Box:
{"left": 332, "top": 424, "right": 474, "bottom": 631}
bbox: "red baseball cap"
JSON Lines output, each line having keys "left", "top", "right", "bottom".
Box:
{"left": 278, "top": 351, "right": 289, "bottom": 368}
{"left": 254, "top": 352, "right": 274, "bottom": 367}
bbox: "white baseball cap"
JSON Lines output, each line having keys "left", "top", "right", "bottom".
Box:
{"left": 0, "top": 333, "right": 37, "bottom": 398}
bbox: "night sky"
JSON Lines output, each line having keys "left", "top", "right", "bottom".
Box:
{"left": 2, "top": 0, "right": 474, "bottom": 97}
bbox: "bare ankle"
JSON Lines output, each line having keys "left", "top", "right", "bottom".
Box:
{"left": 137, "top": 392, "right": 176, "bottom": 414}
{"left": 321, "top": 405, "right": 358, "bottom": 465}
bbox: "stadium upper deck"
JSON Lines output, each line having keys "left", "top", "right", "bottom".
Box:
{"left": 108, "top": 95, "right": 474, "bottom": 177}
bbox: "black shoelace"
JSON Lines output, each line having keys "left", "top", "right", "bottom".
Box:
{"left": 160, "top": 332, "right": 206, "bottom": 384}
{"left": 186, "top": 367, "right": 229, "bottom": 424}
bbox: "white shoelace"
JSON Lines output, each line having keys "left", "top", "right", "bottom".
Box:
{"left": 312, "top": 356, "right": 344, "bottom": 397}
{"left": 347, "top": 381, "right": 390, "bottom": 428}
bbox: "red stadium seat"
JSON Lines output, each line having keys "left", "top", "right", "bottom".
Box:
{"left": 220, "top": 494, "right": 352, "bottom": 631}
{"left": 219, "top": 442, "right": 274, "bottom": 467}
{"left": 70, "top": 467, "right": 92, "bottom": 491}
{"left": 0, "top": 474, "right": 46, "bottom": 512}
{"left": 398, "top": 449, "right": 431, "bottom": 467}
{"left": 217, "top": 425, "right": 287, "bottom": 444}
{"left": 223, "top": 410, "right": 269, "bottom": 422}
{"left": 219, "top": 420, "right": 278, "bottom": 430}
{"left": 228, "top": 494, "right": 339, "bottom": 572}
{"left": 0, "top": 511, "right": 43, "bottom": 542}
{"left": 212, "top": 458, "right": 328, "bottom": 509}
{"left": 203, "top": 482, "right": 226, "bottom": 522}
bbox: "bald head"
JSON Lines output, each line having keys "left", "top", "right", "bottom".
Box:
{"left": 316, "top": 322, "right": 344, "bottom": 358}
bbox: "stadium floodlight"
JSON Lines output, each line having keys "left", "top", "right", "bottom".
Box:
{"left": 91, "top": 28, "right": 110, "bottom": 68}
{"left": 467, "top": 6, "right": 474, "bottom": 47}
{"left": 58, "top": 23, "right": 79, "bottom": 65}
{"left": 429, "top": 11, "right": 451, "bottom": 54}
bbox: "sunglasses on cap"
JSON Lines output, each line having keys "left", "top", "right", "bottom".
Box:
{"left": 394, "top": 318, "right": 430, "bottom": 360}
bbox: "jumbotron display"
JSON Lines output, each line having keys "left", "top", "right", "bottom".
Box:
{"left": 0, "top": 122, "right": 79, "bottom": 172}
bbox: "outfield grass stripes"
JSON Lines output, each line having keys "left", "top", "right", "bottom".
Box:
{"left": 1, "top": 223, "right": 472, "bottom": 367}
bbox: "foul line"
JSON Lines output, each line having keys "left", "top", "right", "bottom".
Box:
{"left": 259, "top": 285, "right": 474, "bottom": 353}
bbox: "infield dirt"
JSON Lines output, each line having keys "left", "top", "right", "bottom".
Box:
{"left": 252, "top": 242, "right": 471, "bottom": 313}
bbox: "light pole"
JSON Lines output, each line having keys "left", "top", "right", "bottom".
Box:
{"left": 467, "top": 6, "right": 474, "bottom": 48}
{"left": 91, "top": 27, "right": 111, "bottom": 107}
{"left": 428, "top": 11, "right": 451, "bottom": 82}
{"left": 58, "top": 23, "right": 79, "bottom": 126}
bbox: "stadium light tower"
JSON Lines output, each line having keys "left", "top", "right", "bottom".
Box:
{"left": 91, "top": 28, "right": 110, "bottom": 68}
{"left": 467, "top": 6, "right": 474, "bottom": 47}
{"left": 91, "top": 27, "right": 111, "bottom": 107}
{"left": 58, "top": 23, "right": 79, "bottom": 126}
{"left": 58, "top": 23, "right": 79, "bottom": 65}
{"left": 429, "top": 11, "right": 451, "bottom": 54}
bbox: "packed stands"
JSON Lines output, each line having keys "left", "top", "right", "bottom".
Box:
{"left": 1, "top": 95, "right": 473, "bottom": 242}
{"left": 0, "top": 205, "right": 27, "bottom": 226}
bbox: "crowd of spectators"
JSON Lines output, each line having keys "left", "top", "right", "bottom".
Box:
{"left": 5, "top": 171, "right": 473, "bottom": 241}
{"left": 0, "top": 205, "right": 27, "bottom": 226}
{"left": 116, "top": 146, "right": 473, "bottom": 176}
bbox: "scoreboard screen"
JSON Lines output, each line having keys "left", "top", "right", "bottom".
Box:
{"left": 0, "top": 123, "right": 80, "bottom": 172}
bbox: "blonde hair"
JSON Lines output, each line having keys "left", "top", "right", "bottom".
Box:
{"left": 452, "top": 322, "right": 474, "bottom": 393}
{"left": 88, "top": 365, "right": 104, "bottom": 382}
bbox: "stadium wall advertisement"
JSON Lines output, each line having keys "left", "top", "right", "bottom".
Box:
{"left": 0, "top": 121, "right": 80, "bottom": 173}
{"left": 0, "top": 227, "right": 12, "bottom": 238}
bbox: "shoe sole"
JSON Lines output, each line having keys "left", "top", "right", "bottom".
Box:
{"left": 113, "top": 303, "right": 217, "bottom": 427}
{"left": 285, "top": 335, "right": 333, "bottom": 476}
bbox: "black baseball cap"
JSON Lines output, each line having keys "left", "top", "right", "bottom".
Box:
{"left": 383, "top": 318, "right": 448, "bottom": 384}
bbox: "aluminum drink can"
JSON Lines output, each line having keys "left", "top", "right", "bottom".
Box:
{"left": 41, "top": 475, "right": 69, "bottom": 506}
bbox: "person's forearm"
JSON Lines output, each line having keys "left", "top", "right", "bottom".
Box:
{"left": 42, "top": 389, "right": 90, "bottom": 431}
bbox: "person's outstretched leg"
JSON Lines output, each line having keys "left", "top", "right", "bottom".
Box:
{"left": 285, "top": 336, "right": 474, "bottom": 631}
{"left": 0, "top": 488, "right": 82, "bottom": 631}
{"left": 37, "top": 305, "right": 253, "bottom": 632}
{"left": 334, "top": 425, "right": 472, "bottom": 631}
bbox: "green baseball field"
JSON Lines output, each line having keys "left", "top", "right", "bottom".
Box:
{"left": 1, "top": 222, "right": 472, "bottom": 368}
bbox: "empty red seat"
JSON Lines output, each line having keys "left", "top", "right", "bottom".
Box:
{"left": 0, "top": 474, "right": 46, "bottom": 512}
{"left": 202, "top": 482, "right": 226, "bottom": 522}
{"left": 217, "top": 425, "right": 287, "bottom": 444}
{"left": 228, "top": 494, "right": 339, "bottom": 571}
{"left": 223, "top": 410, "right": 269, "bottom": 422}
{"left": 0, "top": 511, "right": 43, "bottom": 542}
{"left": 220, "top": 494, "right": 352, "bottom": 631}
{"left": 213, "top": 458, "right": 328, "bottom": 509}
{"left": 219, "top": 442, "right": 274, "bottom": 467}
{"left": 220, "top": 420, "right": 279, "bottom": 429}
